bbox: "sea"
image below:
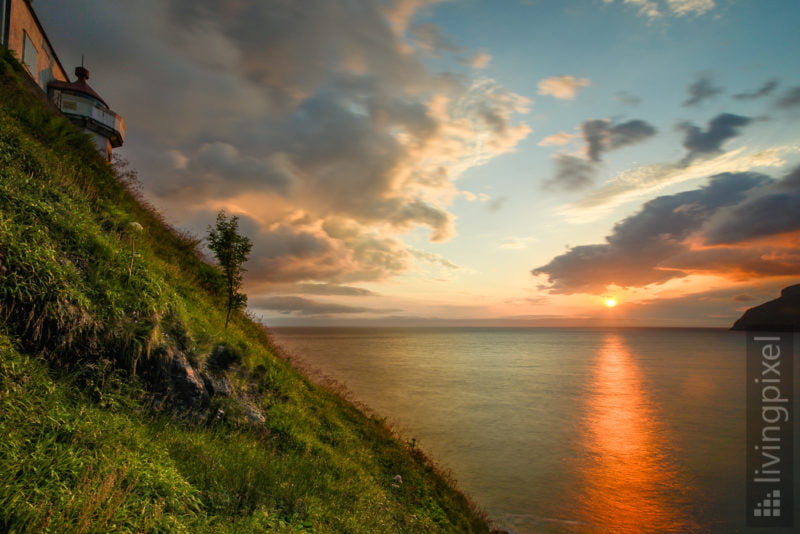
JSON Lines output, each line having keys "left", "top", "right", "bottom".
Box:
{"left": 269, "top": 327, "right": 799, "bottom": 533}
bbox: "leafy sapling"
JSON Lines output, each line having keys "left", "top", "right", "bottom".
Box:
{"left": 207, "top": 211, "right": 253, "bottom": 328}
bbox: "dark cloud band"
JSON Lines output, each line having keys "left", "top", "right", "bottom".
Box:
{"left": 534, "top": 168, "right": 800, "bottom": 294}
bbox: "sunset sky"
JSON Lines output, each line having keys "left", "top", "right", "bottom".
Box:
{"left": 35, "top": 0, "right": 800, "bottom": 327}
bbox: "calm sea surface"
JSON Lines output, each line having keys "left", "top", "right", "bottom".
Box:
{"left": 269, "top": 327, "right": 798, "bottom": 533}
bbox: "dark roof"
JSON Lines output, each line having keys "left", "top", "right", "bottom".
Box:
{"left": 48, "top": 66, "right": 109, "bottom": 108}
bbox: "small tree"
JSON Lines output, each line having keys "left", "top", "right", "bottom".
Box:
{"left": 207, "top": 211, "right": 253, "bottom": 328}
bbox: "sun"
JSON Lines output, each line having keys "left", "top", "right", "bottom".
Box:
{"left": 604, "top": 298, "right": 617, "bottom": 308}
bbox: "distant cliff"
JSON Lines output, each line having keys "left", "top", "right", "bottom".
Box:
{"left": 731, "top": 284, "right": 800, "bottom": 331}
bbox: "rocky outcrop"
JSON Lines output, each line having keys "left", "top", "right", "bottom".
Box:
{"left": 243, "top": 401, "right": 266, "bottom": 425}
{"left": 170, "top": 351, "right": 211, "bottom": 406}
{"left": 132, "top": 342, "right": 270, "bottom": 428}
{"left": 144, "top": 350, "right": 211, "bottom": 412}
{"left": 203, "top": 372, "right": 233, "bottom": 397}
{"left": 143, "top": 349, "right": 235, "bottom": 414}
{"left": 731, "top": 284, "right": 800, "bottom": 331}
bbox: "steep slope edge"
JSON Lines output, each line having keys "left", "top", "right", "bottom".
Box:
{"left": 0, "top": 49, "right": 493, "bottom": 533}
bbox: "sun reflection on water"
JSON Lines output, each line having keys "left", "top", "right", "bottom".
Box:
{"left": 574, "top": 334, "right": 698, "bottom": 533}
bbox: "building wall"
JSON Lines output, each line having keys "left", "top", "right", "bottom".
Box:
{"left": 88, "top": 130, "right": 113, "bottom": 162}
{"left": 5, "top": 0, "right": 66, "bottom": 88}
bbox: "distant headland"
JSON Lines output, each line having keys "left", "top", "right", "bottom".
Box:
{"left": 731, "top": 284, "right": 800, "bottom": 332}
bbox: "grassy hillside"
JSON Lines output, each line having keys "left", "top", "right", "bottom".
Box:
{"left": 0, "top": 49, "right": 492, "bottom": 533}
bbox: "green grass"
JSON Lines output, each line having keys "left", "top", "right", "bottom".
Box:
{"left": 0, "top": 48, "right": 493, "bottom": 533}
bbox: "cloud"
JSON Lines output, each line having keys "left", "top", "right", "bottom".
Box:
{"left": 665, "top": 0, "right": 715, "bottom": 17}
{"left": 606, "top": 0, "right": 715, "bottom": 19}
{"left": 706, "top": 194, "right": 800, "bottom": 243}
{"left": 667, "top": 247, "right": 800, "bottom": 280}
{"left": 461, "top": 191, "right": 492, "bottom": 202}
{"left": 775, "top": 86, "right": 800, "bottom": 109}
{"left": 543, "top": 154, "right": 598, "bottom": 192}
{"left": 733, "top": 79, "right": 779, "bottom": 100}
{"left": 486, "top": 196, "right": 508, "bottom": 212}
{"left": 615, "top": 91, "right": 642, "bottom": 106}
{"left": 631, "top": 0, "right": 663, "bottom": 18}
{"left": 559, "top": 145, "right": 795, "bottom": 221}
{"left": 701, "top": 166, "right": 800, "bottom": 244}
{"left": 679, "top": 113, "right": 752, "bottom": 164}
{"left": 409, "top": 249, "right": 460, "bottom": 270}
{"left": 290, "top": 284, "right": 379, "bottom": 297}
{"left": 250, "top": 296, "right": 398, "bottom": 316}
{"left": 468, "top": 52, "right": 492, "bottom": 69}
{"left": 534, "top": 169, "right": 800, "bottom": 294}
{"left": 683, "top": 74, "right": 724, "bottom": 106}
{"left": 385, "top": 0, "right": 447, "bottom": 36}
{"left": 537, "top": 75, "right": 591, "bottom": 100}
{"left": 538, "top": 132, "right": 578, "bottom": 147}
{"left": 499, "top": 236, "right": 538, "bottom": 250}
{"left": 186, "top": 211, "right": 415, "bottom": 287}
{"left": 411, "top": 23, "right": 461, "bottom": 54}
{"left": 36, "top": 0, "right": 531, "bottom": 291}
{"left": 581, "top": 118, "right": 657, "bottom": 162}
{"left": 541, "top": 118, "right": 657, "bottom": 191}
{"left": 150, "top": 142, "right": 295, "bottom": 200}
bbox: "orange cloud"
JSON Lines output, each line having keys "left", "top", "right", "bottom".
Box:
{"left": 537, "top": 75, "right": 591, "bottom": 100}
{"left": 538, "top": 132, "right": 577, "bottom": 146}
{"left": 535, "top": 168, "right": 800, "bottom": 294}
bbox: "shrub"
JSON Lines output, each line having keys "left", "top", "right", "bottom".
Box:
{"left": 206, "top": 342, "right": 244, "bottom": 372}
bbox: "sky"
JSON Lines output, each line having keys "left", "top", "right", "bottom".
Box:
{"left": 33, "top": 0, "right": 800, "bottom": 327}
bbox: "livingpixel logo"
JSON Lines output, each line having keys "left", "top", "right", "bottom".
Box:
{"left": 753, "top": 489, "right": 782, "bottom": 518}
{"left": 746, "top": 333, "right": 794, "bottom": 528}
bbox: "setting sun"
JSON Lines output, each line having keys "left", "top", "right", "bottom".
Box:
{"left": 605, "top": 298, "right": 618, "bottom": 308}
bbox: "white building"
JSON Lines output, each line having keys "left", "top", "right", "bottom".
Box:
{"left": 49, "top": 66, "right": 126, "bottom": 160}
{"left": 2, "top": 0, "right": 125, "bottom": 160}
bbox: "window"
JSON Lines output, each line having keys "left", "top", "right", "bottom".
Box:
{"left": 0, "top": 1, "right": 7, "bottom": 48}
{"left": 22, "top": 31, "right": 37, "bottom": 74}
{"left": 38, "top": 44, "right": 52, "bottom": 86}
